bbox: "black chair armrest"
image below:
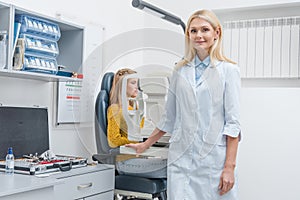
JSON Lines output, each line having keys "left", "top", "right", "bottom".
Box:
{"left": 92, "top": 153, "right": 118, "bottom": 165}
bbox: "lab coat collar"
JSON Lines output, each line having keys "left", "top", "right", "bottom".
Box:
{"left": 184, "top": 58, "right": 222, "bottom": 86}
{"left": 186, "top": 57, "right": 222, "bottom": 68}
{"left": 195, "top": 55, "right": 210, "bottom": 68}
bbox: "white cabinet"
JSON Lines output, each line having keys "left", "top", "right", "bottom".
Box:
{"left": 0, "top": 187, "right": 55, "bottom": 200}
{"left": 84, "top": 191, "right": 114, "bottom": 200}
{"left": 0, "top": 171, "right": 60, "bottom": 200}
{"left": 0, "top": 2, "right": 11, "bottom": 70}
{"left": 54, "top": 166, "right": 115, "bottom": 200}
{"left": 0, "top": 2, "right": 84, "bottom": 81}
{"left": 0, "top": 165, "right": 115, "bottom": 200}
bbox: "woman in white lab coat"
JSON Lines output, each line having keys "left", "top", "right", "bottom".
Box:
{"left": 126, "top": 9, "right": 241, "bottom": 200}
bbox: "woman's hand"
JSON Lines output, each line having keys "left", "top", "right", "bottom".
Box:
{"left": 125, "top": 142, "right": 149, "bottom": 154}
{"left": 218, "top": 166, "right": 235, "bottom": 195}
{"left": 219, "top": 135, "right": 239, "bottom": 195}
{"left": 125, "top": 128, "right": 166, "bottom": 155}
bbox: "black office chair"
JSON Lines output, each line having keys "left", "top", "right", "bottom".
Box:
{"left": 92, "top": 72, "right": 167, "bottom": 200}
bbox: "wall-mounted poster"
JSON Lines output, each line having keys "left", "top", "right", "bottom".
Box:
{"left": 57, "top": 81, "right": 82, "bottom": 124}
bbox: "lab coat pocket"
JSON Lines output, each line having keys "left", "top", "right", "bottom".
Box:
{"left": 211, "top": 145, "right": 226, "bottom": 170}
{"left": 200, "top": 130, "right": 226, "bottom": 159}
{"left": 169, "top": 128, "right": 181, "bottom": 143}
{"left": 202, "top": 132, "right": 227, "bottom": 146}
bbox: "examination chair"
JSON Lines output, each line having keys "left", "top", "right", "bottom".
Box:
{"left": 92, "top": 72, "right": 167, "bottom": 200}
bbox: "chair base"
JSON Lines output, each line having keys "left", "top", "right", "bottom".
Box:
{"left": 115, "top": 189, "right": 167, "bottom": 200}
{"left": 115, "top": 189, "right": 153, "bottom": 199}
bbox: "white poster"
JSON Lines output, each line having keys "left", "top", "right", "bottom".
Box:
{"left": 57, "top": 81, "right": 82, "bottom": 124}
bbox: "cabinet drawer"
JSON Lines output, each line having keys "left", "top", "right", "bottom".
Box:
{"left": 84, "top": 191, "right": 114, "bottom": 200}
{"left": 55, "top": 169, "right": 114, "bottom": 199}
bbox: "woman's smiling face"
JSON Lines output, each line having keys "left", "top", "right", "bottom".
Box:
{"left": 189, "top": 17, "right": 219, "bottom": 54}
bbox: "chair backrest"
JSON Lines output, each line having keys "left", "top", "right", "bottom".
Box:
{"left": 95, "top": 72, "right": 117, "bottom": 154}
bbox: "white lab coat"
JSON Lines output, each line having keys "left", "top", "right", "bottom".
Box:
{"left": 157, "top": 59, "right": 241, "bottom": 200}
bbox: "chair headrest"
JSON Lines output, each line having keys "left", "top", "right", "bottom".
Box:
{"left": 101, "top": 72, "right": 114, "bottom": 95}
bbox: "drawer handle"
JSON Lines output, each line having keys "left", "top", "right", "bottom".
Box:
{"left": 77, "top": 183, "right": 93, "bottom": 190}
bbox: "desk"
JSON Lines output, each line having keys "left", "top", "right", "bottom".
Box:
{"left": 0, "top": 164, "right": 115, "bottom": 200}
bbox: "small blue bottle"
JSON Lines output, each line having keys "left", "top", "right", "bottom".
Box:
{"left": 5, "top": 147, "right": 14, "bottom": 174}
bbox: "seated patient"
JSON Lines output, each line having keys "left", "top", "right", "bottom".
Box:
{"left": 107, "top": 68, "right": 139, "bottom": 148}
{"left": 107, "top": 68, "right": 167, "bottom": 178}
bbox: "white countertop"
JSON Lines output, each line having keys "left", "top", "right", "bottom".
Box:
{"left": 0, "top": 172, "right": 60, "bottom": 197}
{"left": 0, "top": 164, "right": 114, "bottom": 197}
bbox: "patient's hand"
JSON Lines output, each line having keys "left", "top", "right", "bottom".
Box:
{"left": 125, "top": 142, "right": 149, "bottom": 154}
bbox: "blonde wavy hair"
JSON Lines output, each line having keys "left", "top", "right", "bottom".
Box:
{"left": 109, "top": 68, "right": 137, "bottom": 106}
{"left": 176, "top": 9, "right": 235, "bottom": 69}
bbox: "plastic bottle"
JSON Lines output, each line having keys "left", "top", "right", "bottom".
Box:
{"left": 5, "top": 147, "right": 14, "bottom": 174}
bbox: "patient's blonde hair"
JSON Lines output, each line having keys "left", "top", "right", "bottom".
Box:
{"left": 109, "top": 68, "right": 137, "bottom": 106}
